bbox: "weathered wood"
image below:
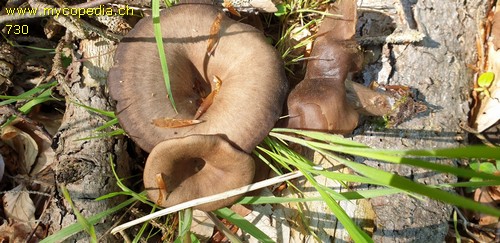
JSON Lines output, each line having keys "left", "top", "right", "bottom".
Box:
{"left": 42, "top": 37, "right": 130, "bottom": 241}
{"left": 349, "top": 0, "right": 486, "bottom": 241}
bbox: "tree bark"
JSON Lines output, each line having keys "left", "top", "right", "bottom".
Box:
{"left": 349, "top": 0, "right": 486, "bottom": 242}
{"left": 42, "top": 37, "right": 130, "bottom": 242}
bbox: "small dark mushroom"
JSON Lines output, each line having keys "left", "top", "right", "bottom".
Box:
{"left": 108, "top": 3, "right": 288, "bottom": 210}
{"left": 285, "top": 0, "right": 361, "bottom": 134}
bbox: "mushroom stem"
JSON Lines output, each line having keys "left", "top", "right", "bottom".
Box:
{"left": 285, "top": 0, "right": 361, "bottom": 134}
{"left": 345, "top": 80, "right": 395, "bottom": 116}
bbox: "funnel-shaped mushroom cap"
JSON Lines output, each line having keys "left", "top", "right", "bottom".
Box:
{"left": 108, "top": 4, "right": 287, "bottom": 153}
{"left": 143, "top": 135, "right": 255, "bottom": 211}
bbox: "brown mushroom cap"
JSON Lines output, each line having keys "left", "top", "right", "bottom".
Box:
{"left": 143, "top": 134, "right": 255, "bottom": 211}
{"left": 285, "top": 0, "right": 361, "bottom": 134}
{"left": 108, "top": 3, "right": 288, "bottom": 211}
{"left": 108, "top": 4, "right": 287, "bottom": 153}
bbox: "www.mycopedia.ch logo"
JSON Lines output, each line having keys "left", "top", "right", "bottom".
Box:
{"left": 5, "top": 5, "right": 134, "bottom": 18}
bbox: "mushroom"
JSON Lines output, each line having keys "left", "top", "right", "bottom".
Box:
{"left": 108, "top": 3, "right": 288, "bottom": 210}
{"left": 285, "top": 0, "right": 361, "bottom": 134}
{"left": 144, "top": 135, "right": 255, "bottom": 211}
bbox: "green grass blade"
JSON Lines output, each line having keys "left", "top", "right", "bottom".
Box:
{"left": 322, "top": 151, "right": 500, "bottom": 217}
{"left": 0, "top": 81, "right": 57, "bottom": 106}
{"left": 214, "top": 207, "right": 275, "bottom": 243}
{"left": 132, "top": 221, "right": 149, "bottom": 243}
{"left": 190, "top": 233, "right": 201, "bottom": 243}
{"left": 58, "top": 185, "right": 98, "bottom": 243}
{"left": 152, "top": 0, "right": 177, "bottom": 113}
{"left": 271, "top": 128, "right": 369, "bottom": 147}
{"left": 399, "top": 146, "right": 500, "bottom": 159}
{"left": 75, "top": 129, "right": 126, "bottom": 141}
{"left": 0, "top": 95, "right": 36, "bottom": 100}
{"left": 95, "top": 191, "right": 126, "bottom": 200}
{"left": 18, "top": 89, "right": 57, "bottom": 114}
{"left": 104, "top": 155, "right": 155, "bottom": 206}
{"left": 133, "top": 205, "right": 159, "bottom": 243}
{"left": 439, "top": 180, "right": 500, "bottom": 188}
{"left": 238, "top": 140, "right": 376, "bottom": 243}
{"left": 236, "top": 188, "right": 401, "bottom": 204}
{"left": 259, "top": 143, "right": 380, "bottom": 185}
{"left": 300, "top": 170, "right": 373, "bottom": 242}
{"left": 71, "top": 101, "right": 116, "bottom": 118}
{"left": 176, "top": 208, "right": 193, "bottom": 242}
{"left": 453, "top": 210, "right": 460, "bottom": 242}
{"left": 40, "top": 197, "right": 137, "bottom": 242}
{"left": 270, "top": 132, "right": 500, "bottom": 182}
{"left": 96, "top": 118, "right": 120, "bottom": 131}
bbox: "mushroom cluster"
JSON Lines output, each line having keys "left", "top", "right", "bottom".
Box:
{"left": 108, "top": 3, "right": 288, "bottom": 211}
{"left": 285, "top": 0, "right": 362, "bottom": 134}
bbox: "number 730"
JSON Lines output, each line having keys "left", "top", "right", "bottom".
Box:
{"left": 5, "top": 24, "right": 28, "bottom": 34}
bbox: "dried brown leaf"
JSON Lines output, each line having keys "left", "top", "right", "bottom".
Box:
{"left": 194, "top": 76, "right": 222, "bottom": 119}
{"left": 487, "top": 185, "right": 500, "bottom": 201}
{"left": 207, "top": 13, "right": 224, "bottom": 56}
{"left": 2, "top": 185, "right": 36, "bottom": 226}
{"left": 0, "top": 125, "right": 18, "bottom": 140}
{"left": 0, "top": 154, "right": 3, "bottom": 182}
{"left": 194, "top": 92, "right": 215, "bottom": 120}
{"left": 1, "top": 126, "right": 38, "bottom": 174}
{"left": 475, "top": 41, "right": 500, "bottom": 132}
{"left": 155, "top": 173, "right": 168, "bottom": 205}
{"left": 224, "top": 0, "right": 241, "bottom": 17}
{"left": 152, "top": 118, "right": 204, "bottom": 128}
{"left": 474, "top": 187, "right": 500, "bottom": 226}
{"left": 0, "top": 220, "right": 38, "bottom": 243}
{"left": 4, "top": 119, "right": 56, "bottom": 177}
{"left": 28, "top": 129, "right": 55, "bottom": 176}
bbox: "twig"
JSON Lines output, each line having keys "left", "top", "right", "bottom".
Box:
{"left": 459, "top": 122, "right": 496, "bottom": 147}
{"left": 358, "top": 29, "right": 426, "bottom": 46}
{"left": 5, "top": 0, "right": 27, "bottom": 8}
{"left": 27, "top": 0, "right": 86, "bottom": 39}
{"left": 453, "top": 206, "right": 491, "bottom": 242}
{"left": 26, "top": 189, "right": 54, "bottom": 242}
{"left": 103, "top": 200, "right": 139, "bottom": 242}
{"left": 110, "top": 171, "right": 305, "bottom": 234}
{"left": 70, "top": 0, "right": 114, "bottom": 9}
{"left": 129, "top": 207, "right": 170, "bottom": 237}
